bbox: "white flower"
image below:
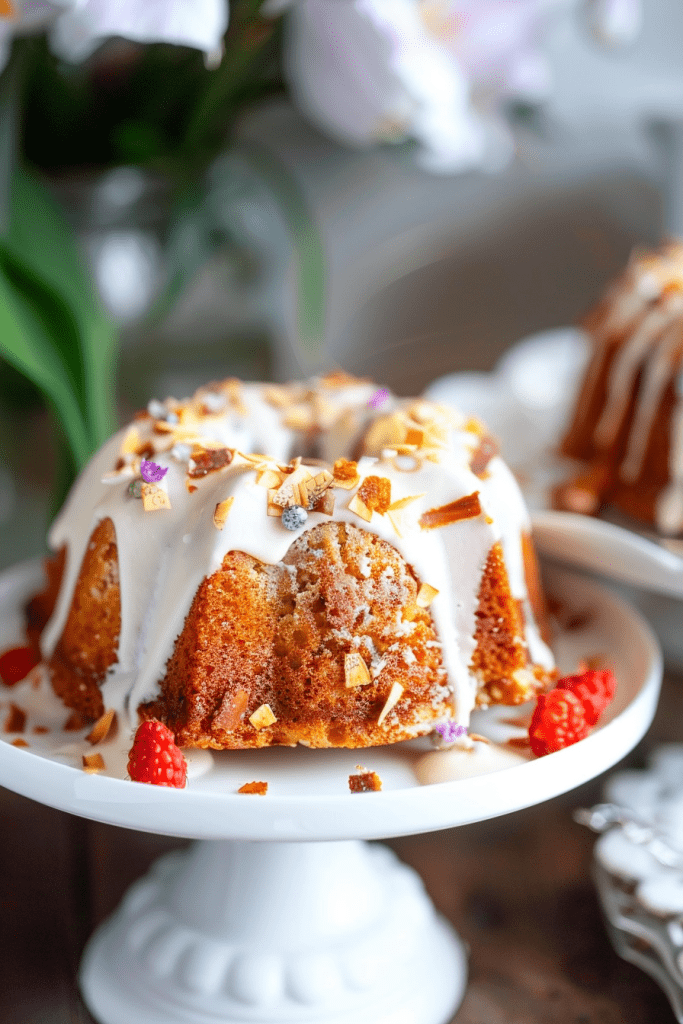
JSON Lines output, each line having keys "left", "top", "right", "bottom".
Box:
{"left": 0, "top": 0, "right": 229, "bottom": 66}
{"left": 436, "top": 1, "right": 568, "bottom": 105}
{"left": 586, "top": 0, "right": 642, "bottom": 48}
{"left": 277, "top": 0, "right": 487, "bottom": 173}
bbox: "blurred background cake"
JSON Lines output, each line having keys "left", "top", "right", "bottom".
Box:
{"left": 556, "top": 240, "right": 683, "bottom": 534}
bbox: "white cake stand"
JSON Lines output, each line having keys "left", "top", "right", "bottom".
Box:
{"left": 0, "top": 561, "right": 662, "bottom": 1024}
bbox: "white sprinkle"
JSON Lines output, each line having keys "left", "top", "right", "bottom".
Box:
{"left": 171, "top": 443, "right": 192, "bottom": 463}
{"left": 148, "top": 399, "right": 166, "bottom": 419}
{"left": 203, "top": 392, "right": 227, "bottom": 413}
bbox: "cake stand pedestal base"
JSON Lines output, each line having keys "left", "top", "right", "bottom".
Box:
{"left": 80, "top": 838, "right": 466, "bottom": 1024}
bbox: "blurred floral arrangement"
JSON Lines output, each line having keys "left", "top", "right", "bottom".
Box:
{"left": 0, "top": 0, "right": 639, "bottom": 500}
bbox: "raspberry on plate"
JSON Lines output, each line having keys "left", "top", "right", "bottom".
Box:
{"left": 127, "top": 720, "right": 187, "bottom": 788}
{"left": 560, "top": 669, "right": 616, "bottom": 727}
{"left": 529, "top": 689, "right": 589, "bottom": 757}
{"left": 0, "top": 646, "right": 39, "bottom": 686}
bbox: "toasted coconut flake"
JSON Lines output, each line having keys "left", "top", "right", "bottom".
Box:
{"left": 470, "top": 435, "right": 499, "bottom": 477}
{"left": 348, "top": 493, "right": 373, "bottom": 522}
{"left": 188, "top": 447, "right": 234, "bottom": 479}
{"left": 121, "top": 426, "right": 141, "bottom": 456}
{"left": 465, "top": 417, "right": 486, "bottom": 437}
{"left": 387, "top": 493, "right": 424, "bottom": 512}
{"left": 238, "top": 781, "right": 268, "bottom": 795}
{"left": 219, "top": 378, "right": 249, "bottom": 416}
{"left": 282, "top": 404, "right": 314, "bottom": 431}
{"left": 263, "top": 385, "right": 292, "bottom": 408}
{"left": 408, "top": 400, "right": 436, "bottom": 424}
{"left": 363, "top": 413, "right": 406, "bottom": 455}
{"left": 102, "top": 466, "right": 136, "bottom": 484}
{"left": 469, "top": 733, "right": 490, "bottom": 744}
{"left": 416, "top": 583, "right": 439, "bottom": 608}
{"left": 86, "top": 709, "right": 117, "bottom": 745}
{"left": 256, "top": 468, "right": 283, "bottom": 490}
{"left": 249, "top": 704, "right": 277, "bottom": 730}
{"left": 419, "top": 492, "right": 481, "bottom": 529}
{"left": 11, "top": 738, "right": 28, "bottom": 748}
{"left": 270, "top": 465, "right": 314, "bottom": 509}
{"left": 333, "top": 458, "right": 360, "bottom": 489}
{"left": 377, "top": 682, "right": 404, "bottom": 725}
{"left": 213, "top": 497, "right": 235, "bottom": 530}
{"left": 32, "top": 725, "right": 49, "bottom": 735}
{"left": 321, "top": 369, "right": 360, "bottom": 387}
{"left": 312, "top": 489, "right": 335, "bottom": 516}
{"left": 152, "top": 420, "right": 175, "bottom": 434}
{"left": 301, "top": 469, "right": 334, "bottom": 508}
{"left": 312, "top": 393, "right": 338, "bottom": 430}
{"left": 349, "top": 770, "right": 382, "bottom": 793}
{"left": 386, "top": 511, "right": 404, "bottom": 538}
{"left": 4, "top": 703, "right": 25, "bottom": 733}
{"left": 212, "top": 690, "right": 249, "bottom": 732}
{"left": 357, "top": 475, "right": 391, "bottom": 514}
{"left": 83, "top": 752, "right": 105, "bottom": 773}
{"left": 142, "top": 482, "right": 172, "bottom": 512}
{"left": 507, "top": 736, "right": 531, "bottom": 750}
{"left": 344, "top": 652, "right": 372, "bottom": 688}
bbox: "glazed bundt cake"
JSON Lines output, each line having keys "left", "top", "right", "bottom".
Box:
{"left": 557, "top": 240, "right": 683, "bottom": 534}
{"left": 29, "top": 374, "right": 556, "bottom": 749}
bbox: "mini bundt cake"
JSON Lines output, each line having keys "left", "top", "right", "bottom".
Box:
{"left": 29, "top": 374, "right": 555, "bottom": 749}
{"left": 557, "top": 240, "right": 683, "bottom": 534}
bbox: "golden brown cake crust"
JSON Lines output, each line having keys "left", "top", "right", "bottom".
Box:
{"left": 473, "top": 541, "right": 551, "bottom": 706}
{"left": 143, "top": 521, "right": 453, "bottom": 748}
{"left": 48, "top": 518, "right": 120, "bottom": 721}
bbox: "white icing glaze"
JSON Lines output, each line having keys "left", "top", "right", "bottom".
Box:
{"left": 593, "top": 294, "right": 683, "bottom": 449}
{"left": 40, "top": 380, "right": 553, "bottom": 734}
{"left": 415, "top": 738, "right": 529, "bottom": 784}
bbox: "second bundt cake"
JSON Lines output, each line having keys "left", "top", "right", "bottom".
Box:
{"left": 557, "top": 240, "right": 683, "bottom": 534}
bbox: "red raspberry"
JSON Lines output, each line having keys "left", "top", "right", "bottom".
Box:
{"left": 0, "top": 646, "right": 39, "bottom": 686}
{"left": 127, "top": 721, "right": 187, "bottom": 788}
{"left": 560, "top": 669, "right": 616, "bottom": 727}
{"left": 529, "top": 689, "right": 589, "bottom": 757}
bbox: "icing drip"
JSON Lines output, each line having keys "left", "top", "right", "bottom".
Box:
{"left": 594, "top": 295, "right": 683, "bottom": 450}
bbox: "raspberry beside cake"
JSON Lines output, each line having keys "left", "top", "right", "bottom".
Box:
{"left": 557, "top": 240, "right": 683, "bottom": 533}
{"left": 28, "top": 374, "right": 556, "bottom": 749}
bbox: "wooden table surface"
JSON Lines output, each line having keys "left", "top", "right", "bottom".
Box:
{"left": 1, "top": 666, "right": 680, "bottom": 1024}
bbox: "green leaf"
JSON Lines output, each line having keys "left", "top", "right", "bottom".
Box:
{"left": 239, "top": 143, "right": 326, "bottom": 361}
{"left": 0, "top": 260, "right": 90, "bottom": 468}
{"left": 4, "top": 167, "right": 117, "bottom": 448}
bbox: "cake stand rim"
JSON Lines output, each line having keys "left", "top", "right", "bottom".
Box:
{"left": 0, "top": 560, "right": 662, "bottom": 842}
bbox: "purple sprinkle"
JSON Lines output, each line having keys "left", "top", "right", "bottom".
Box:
{"left": 433, "top": 722, "right": 468, "bottom": 745}
{"left": 140, "top": 459, "right": 168, "bottom": 484}
{"left": 368, "top": 388, "right": 389, "bottom": 409}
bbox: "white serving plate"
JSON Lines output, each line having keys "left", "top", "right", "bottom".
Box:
{"left": 0, "top": 559, "right": 662, "bottom": 843}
